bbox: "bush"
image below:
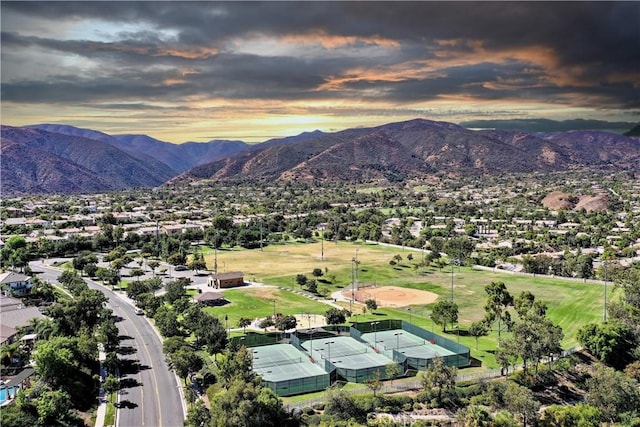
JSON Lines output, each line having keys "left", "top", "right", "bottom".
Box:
{"left": 302, "top": 407, "right": 315, "bottom": 415}
{"left": 311, "top": 402, "right": 325, "bottom": 411}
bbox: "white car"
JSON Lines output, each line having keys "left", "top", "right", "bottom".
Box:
{"left": 134, "top": 307, "right": 144, "bottom": 315}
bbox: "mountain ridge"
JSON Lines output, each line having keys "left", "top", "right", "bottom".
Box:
{"left": 4, "top": 118, "right": 640, "bottom": 194}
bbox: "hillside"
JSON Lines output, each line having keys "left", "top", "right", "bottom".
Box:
{"left": 170, "top": 119, "right": 640, "bottom": 185}
{"left": 29, "top": 124, "right": 250, "bottom": 173}
{"left": 5, "top": 118, "right": 640, "bottom": 194}
{"left": 0, "top": 126, "right": 174, "bottom": 194}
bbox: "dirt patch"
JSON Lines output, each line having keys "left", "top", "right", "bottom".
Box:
{"left": 346, "top": 285, "right": 439, "bottom": 308}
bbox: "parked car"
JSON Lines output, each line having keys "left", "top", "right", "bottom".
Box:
{"left": 135, "top": 307, "right": 144, "bottom": 315}
{"left": 174, "top": 265, "right": 188, "bottom": 271}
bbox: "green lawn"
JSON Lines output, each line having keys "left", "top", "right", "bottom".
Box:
{"left": 203, "top": 287, "right": 333, "bottom": 329}
{"left": 200, "top": 242, "right": 614, "bottom": 368}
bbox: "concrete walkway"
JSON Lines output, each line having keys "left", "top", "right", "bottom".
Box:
{"left": 94, "top": 349, "right": 107, "bottom": 427}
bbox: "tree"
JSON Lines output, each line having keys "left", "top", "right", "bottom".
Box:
{"left": 577, "top": 321, "right": 634, "bottom": 369}
{"left": 166, "top": 346, "right": 203, "bottom": 382}
{"left": 468, "top": 321, "right": 489, "bottom": 350}
{"left": 102, "top": 375, "right": 120, "bottom": 403}
{"left": 35, "top": 389, "right": 75, "bottom": 427}
{"left": 364, "top": 369, "right": 383, "bottom": 397}
{"left": 164, "top": 278, "right": 189, "bottom": 304}
{"left": 385, "top": 363, "right": 402, "bottom": 386}
{"left": 238, "top": 317, "right": 252, "bottom": 333}
{"left": 456, "top": 405, "right": 493, "bottom": 427}
{"left": 130, "top": 268, "right": 145, "bottom": 281}
{"left": 209, "top": 378, "right": 287, "bottom": 427}
{"left": 325, "top": 308, "right": 347, "bottom": 325}
{"left": 323, "top": 387, "right": 364, "bottom": 423}
{"left": 418, "top": 357, "right": 457, "bottom": 404}
{"left": 167, "top": 251, "right": 187, "bottom": 267}
{"left": 274, "top": 315, "right": 297, "bottom": 332}
{"left": 154, "top": 305, "right": 182, "bottom": 337}
{"left": 306, "top": 279, "right": 318, "bottom": 294}
{"left": 503, "top": 382, "right": 540, "bottom": 427}
{"left": 184, "top": 400, "right": 211, "bottom": 427}
{"left": 540, "top": 404, "right": 602, "bottom": 427}
{"left": 295, "top": 274, "right": 308, "bottom": 287}
{"left": 188, "top": 252, "right": 207, "bottom": 273}
{"left": 431, "top": 300, "right": 459, "bottom": 332}
{"left": 586, "top": 364, "right": 640, "bottom": 423}
{"left": 365, "top": 298, "right": 378, "bottom": 312}
{"left": 148, "top": 259, "right": 160, "bottom": 276}
{"left": 218, "top": 346, "right": 256, "bottom": 388}
{"left": 312, "top": 268, "right": 323, "bottom": 277}
{"left": 483, "top": 281, "right": 514, "bottom": 346}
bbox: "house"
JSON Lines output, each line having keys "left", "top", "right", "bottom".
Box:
{"left": 0, "top": 325, "right": 18, "bottom": 346}
{"left": 207, "top": 271, "right": 244, "bottom": 289}
{"left": 0, "top": 306, "right": 44, "bottom": 330}
{"left": 0, "top": 272, "right": 32, "bottom": 296}
{"left": 193, "top": 291, "right": 227, "bottom": 306}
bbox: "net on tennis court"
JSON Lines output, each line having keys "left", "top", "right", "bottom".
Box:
{"left": 320, "top": 348, "right": 368, "bottom": 359}
{"left": 383, "top": 340, "right": 426, "bottom": 351}
{"left": 253, "top": 357, "right": 303, "bottom": 369}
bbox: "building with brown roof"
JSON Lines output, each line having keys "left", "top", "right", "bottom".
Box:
{"left": 207, "top": 271, "right": 244, "bottom": 289}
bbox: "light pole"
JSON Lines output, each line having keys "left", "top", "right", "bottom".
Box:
{"left": 372, "top": 321, "right": 380, "bottom": 350}
{"left": 355, "top": 248, "right": 359, "bottom": 291}
{"left": 603, "top": 260, "right": 608, "bottom": 322}
{"left": 272, "top": 299, "right": 276, "bottom": 318}
{"left": 310, "top": 328, "right": 315, "bottom": 355}
{"left": 325, "top": 340, "right": 335, "bottom": 362}
{"left": 454, "top": 324, "right": 460, "bottom": 367}
{"left": 320, "top": 225, "right": 324, "bottom": 262}
{"left": 430, "top": 314, "right": 434, "bottom": 335}
{"left": 394, "top": 332, "right": 403, "bottom": 350}
{"left": 450, "top": 260, "right": 454, "bottom": 303}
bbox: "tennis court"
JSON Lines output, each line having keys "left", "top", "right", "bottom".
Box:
{"left": 301, "top": 335, "right": 396, "bottom": 383}
{"left": 251, "top": 344, "right": 329, "bottom": 396}
{"left": 361, "top": 328, "right": 455, "bottom": 360}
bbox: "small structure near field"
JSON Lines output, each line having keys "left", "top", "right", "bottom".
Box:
{"left": 207, "top": 271, "right": 244, "bottom": 289}
{"left": 193, "top": 291, "right": 227, "bottom": 306}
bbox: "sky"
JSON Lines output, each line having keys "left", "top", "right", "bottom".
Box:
{"left": 1, "top": 1, "right": 639, "bottom": 143}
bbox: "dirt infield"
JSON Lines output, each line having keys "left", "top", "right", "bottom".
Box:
{"left": 345, "top": 286, "right": 439, "bottom": 307}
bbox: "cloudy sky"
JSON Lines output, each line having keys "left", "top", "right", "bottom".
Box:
{"left": 2, "top": 1, "right": 638, "bottom": 143}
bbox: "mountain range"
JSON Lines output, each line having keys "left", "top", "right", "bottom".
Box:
{"left": 1, "top": 119, "right": 639, "bottom": 195}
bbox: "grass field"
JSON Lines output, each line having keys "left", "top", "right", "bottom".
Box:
{"left": 203, "top": 287, "right": 332, "bottom": 329}
{"left": 203, "top": 241, "right": 616, "bottom": 368}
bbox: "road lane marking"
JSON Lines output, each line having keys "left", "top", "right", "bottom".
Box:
{"left": 127, "top": 317, "right": 163, "bottom": 426}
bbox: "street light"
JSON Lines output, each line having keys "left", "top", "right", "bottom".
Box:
{"left": 324, "top": 340, "right": 335, "bottom": 361}
{"left": 372, "top": 321, "right": 380, "bottom": 350}
{"left": 603, "top": 260, "right": 608, "bottom": 322}
{"left": 394, "top": 332, "right": 403, "bottom": 350}
{"left": 309, "top": 328, "right": 315, "bottom": 355}
{"left": 450, "top": 260, "right": 454, "bottom": 303}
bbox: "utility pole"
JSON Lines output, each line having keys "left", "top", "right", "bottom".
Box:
{"left": 603, "top": 260, "right": 608, "bottom": 322}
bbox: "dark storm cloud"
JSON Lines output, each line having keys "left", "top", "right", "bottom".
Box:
{"left": 1, "top": 1, "right": 638, "bottom": 111}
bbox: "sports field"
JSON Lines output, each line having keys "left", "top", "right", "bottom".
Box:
{"left": 203, "top": 241, "right": 616, "bottom": 367}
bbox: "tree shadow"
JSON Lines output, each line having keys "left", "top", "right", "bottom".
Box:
{"left": 118, "top": 335, "right": 134, "bottom": 341}
{"left": 116, "top": 400, "right": 139, "bottom": 409}
{"left": 117, "top": 346, "right": 138, "bottom": 356}
{"left": 119, "top": 378, "right": 142, "bottom": 389}
{"left": 118, "top": 359, "right": 150, "bottom": 375}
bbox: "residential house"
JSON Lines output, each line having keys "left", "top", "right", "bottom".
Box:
{"left": 0, "top": 272, "right": 32, "bottom": 296}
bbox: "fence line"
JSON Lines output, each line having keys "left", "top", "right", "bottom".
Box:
{"left": 284, "top": 346, "right": 582, "bottom": 411}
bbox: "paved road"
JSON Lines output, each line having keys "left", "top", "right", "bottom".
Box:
{"left": 31, "top": 260, "right": 186, "bottom": 427}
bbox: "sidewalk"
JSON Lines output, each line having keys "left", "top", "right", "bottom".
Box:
{"left": 95, "top": 349, "right": 107, "bottom": 427}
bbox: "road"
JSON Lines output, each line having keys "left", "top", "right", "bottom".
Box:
{"left": 31, "top": 260, "right": 186, "bottom": 427}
